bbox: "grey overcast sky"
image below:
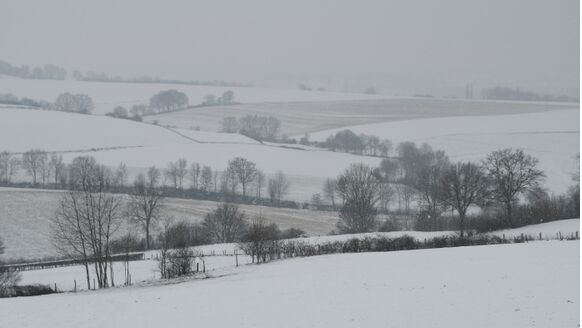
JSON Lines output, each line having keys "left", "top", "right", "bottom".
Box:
{"left": 0, "top": 0, "right": 579, "bottom": 95}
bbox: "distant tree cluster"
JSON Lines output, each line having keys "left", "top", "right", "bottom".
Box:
{"left": 149, "top": 89, "right": 189, "bottom": 113}
{"left": 202, "top": 90, "right": 236, "bottom": 106}
{"left": 163, "top": 157, "right": 291, "bottom": 205}
{"left": 322, "top": 129, "right": 392, "bottom": 156}
{"left": 0, "top": 93, "right": 52, "bottom": 108}
{"left": 72, "top": 69, "right": 251, "bottom": 87}
{"left": 482, "top": 86, "right": 579, "bottom": 103}
{"left": 54, "top": 93, "right": 94, "bottom": 114}
{"left": 0, "top": 60, "right": 66, "bottom": 80}
{"left": 219, "top": 115, "right": 281, "bottom": 141}
{"left": 0, "top": 92, "right": 94, "bottom": 114}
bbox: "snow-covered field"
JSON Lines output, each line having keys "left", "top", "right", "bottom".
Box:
{"left": 0, "top": 188, "right": 339, "bottom": 260}
{"left": 0, "top": 107, "right": 380, "bottom": 202}
{"left": 0, "top": 78, "right": 384, "bottom": 115}
{"left": 311, "top": 109, "right": 580, "bottom": 194}
{"left": 11, "top": 218, "right": 579, "bottom": 292}
{"left": 3, "top": 241, "right": 579, "bottom": 328}
{"left": 488, "top": 218, "right": 580, "bottom": 239}
{"left": 145, "top": 97, "right": 576, "bottom": 135}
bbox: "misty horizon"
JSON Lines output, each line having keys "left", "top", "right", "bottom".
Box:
{"left": 1, "top": 0, "right": 579, "bottom": 96}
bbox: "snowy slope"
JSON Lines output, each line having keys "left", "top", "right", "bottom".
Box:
{"left": 310, "top": 109, "right": 580, "bottom": 194}
{"left": 0, "top": 108, "right": 188, "bottom": 152}
{"left": 0, "top": 107, "right": 380, "bottom": 202}
{"left": 145, "top": 97, "right": 577, "bottom": 135}
{"left": 3, "top": 241, "right": 579, "bottom": 328}
{"left": 488, "top": 218, "right": 579, "bottom": 239}
{"left": 0, "top": 78, "right": 384, "bottom": 115}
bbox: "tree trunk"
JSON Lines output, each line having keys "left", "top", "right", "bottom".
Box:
{"left": 506, "top": 202, "right": 513, "bottom": 227}
{"left": 84, "top": 262, "right": 91, "bottom": 290}
{"left": 459, "top": 212, "right": 465, "bottom": 239}
{"left": 145, "top": 225, "right": 150, "bottom": 250}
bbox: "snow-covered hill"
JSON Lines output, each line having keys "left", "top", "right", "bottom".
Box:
{"left": 4, "top": 241, "right": 579, "bottom": 328}
{"left": 0, "top": 78, "right": 384, "bottom": 115}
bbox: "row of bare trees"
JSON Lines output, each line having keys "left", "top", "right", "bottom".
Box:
{"left": 164, "top": 157, "right": 290, "bottom": 204}
{"left": 328, "top": 146, "right": 576, "bottom": 237}
{"left": 219, "top": 115, "right": 281, "bottom": 141}
{"left": 2, "top": 149, "right": 292, "bottom": 206}
{"left": 0, "top": 150, "right": 65, "bottom": 185}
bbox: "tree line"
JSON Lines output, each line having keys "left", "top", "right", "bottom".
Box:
{"left": 325, "top": 144, "right": 579, "bottom": 237}
{"left": 0, "top": 60, "right": 66, "bottom": 80}
{"left": 0, "top": 89, "right": 238, "bottom": 120}
{"left": 0, "top": 59, "right": 250, "bottom": 87}
{"left": 46, "top": 155, "right": 301, "bottom": 288}
{"left": 0, "top": 149, "right": 295, "bottom": 207}
{"left": 220, "top": 115, "right": 281, "bottom": 142}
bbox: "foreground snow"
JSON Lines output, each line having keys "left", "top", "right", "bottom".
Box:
{"left": 3, "top": 241, "right": 579, "bottom": 328}
{"left": 16, "top": 219, "right": 579, "bottom": 294}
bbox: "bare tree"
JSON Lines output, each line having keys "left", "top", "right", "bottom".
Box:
{"left": 220, "top": 116, "right": 240, "bottom": 133}
{"left": 442, "top": 162, "right": 488, "bottom": 238}
{"left": 0, "top": 151, "right": 20, "bottom": 184}
{"left": 413, "top": 152, "right": 450, "bottom": 229}
{"left": 221, "top": 166, "right": 239, "bottom": 195}
{"left": 189, "top": 162, "right": 201, "bottom": 189}
{"left": 483, "top": 149, "right": 545, "bottom": 226}
{"left": 51, "top": 156, "right": 122, "bottom": 288}
{"left": 166, "top": 159, "right": 188, "bottom": 189}
{"left": 228, "top": 157, "right": 257, "bottom": 197}
{"left": 113, "top": 162, "right": 128, "bottom": 189}
{"left": 129, "top": 103, "right": 147, "bottom": 117}
{"left": 200, "top": 166, "right": 213, "bottom": 191}
{"left": 323, "top": 178, "right": 338, "bottom": 210}
{"left": 149, "top": 89, "right": 189, "bottom": 113}
{"left": 254, "top": 170, "right": 266, "bottom": 199}
{"left": 268, "top": 171, "right": 290, "bottom": 204}
{"left": 377, "top": 182, "right": 393, "bottom": 213}
{"left": 0, "top": 237, "right": 20, "bottom": 296}
{"left": 165, "top": 162, "right": 179, "bottom": 189}
{"left": 22, "top": 149, "right": 47, "bottom": 185}
{"left": 55, "top": 93, "right": 94, "bottom": 114}
{"left": 176, "top": 159, "right": 188, "bottom": 189}
{"left": 204, "top": 94, "right": 216, "bottom": 105}
{"left": 239, "top": 216, "right": 280, "bottom": 264}
{"left": 336, "top": 164, "right": 381, "bottom": 233}
{"left": 202, "top": 203, "right": 247, "bottom": 243}
{"left": 127, "top": 167, "right": 164, "bottom": 250}
{"left": 48, "top": 153, "right": 65, "bottom": 185}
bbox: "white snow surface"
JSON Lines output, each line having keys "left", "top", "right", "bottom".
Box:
{"left": 0, "top": 78, "right": 384, "bottom": 115}
{"left": 0, "top": 107, "right": 380, "bottom": 201}
{"left": 3, "top": 241, "right": 579, "bottom": 328}
{"left": 488, "top": 218, "right": 580, "bottom": 239}
{"left": 310, "top": 109, "right": 580, "bottom": 194}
